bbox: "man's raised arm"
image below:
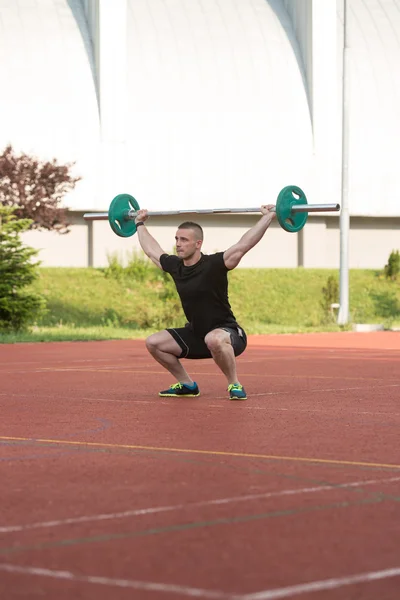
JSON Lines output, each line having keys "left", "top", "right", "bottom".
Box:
{"left": 223, "top": 204, "right": 276, "bottom": 270}
{"left": 135, "top": 210, "right": 167, "bottom": 270}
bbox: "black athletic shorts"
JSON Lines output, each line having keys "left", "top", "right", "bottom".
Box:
{"left": 166, "top": 325, "right": 247, "bottom": 360}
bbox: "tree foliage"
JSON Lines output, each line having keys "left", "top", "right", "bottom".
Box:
{"left": 384, "top": 249, "right": 400, "bottom": 281}
{"left": 320, "top": 274, "right": 339, "bottom": 323}
{"left": 0, "top": 206, "right": 46, "bottom": 331}
{"left": 0, "top": 145, "right": 81, "bottom": 234}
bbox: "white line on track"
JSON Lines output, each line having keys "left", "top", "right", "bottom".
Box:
{"left": 207, "top": 404, "right": 400, "bottom": 416}
{"left": 1, "top": 382, "right": 400, "bottom": 407}
{"left": 241, "top": 568, "right": 400, "bottom": 599}
{"left": 0, "top": 563, "right": 399, "bottom": 599}
{"left": 1, "top": 476, "right": 399, "bottom": 534}
{"left": 0, "top": 563, "right": 237, "bottom": 599}
{"left": 2, "top": 368, "right": 400, "bottom": 385}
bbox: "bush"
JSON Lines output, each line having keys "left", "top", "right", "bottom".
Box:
{"left": 0, "top": 145, "right": 80, "bottom": 234}
{"left": 103, "top": 251, "right": 182, "bottom": 329}
{"left": 384, "top": 250, "right": 400, "bottom": 281}
{"left": 104, "top": 250, "right": 161, "bottom": 283}
{"left": 320, "top": 275, "right": 339, "bottom": 323}
{"left": 0, "top": 207, "right": 46, "bottom": 331}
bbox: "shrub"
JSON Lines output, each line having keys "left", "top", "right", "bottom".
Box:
{"left": 103, "top": 250, "right": 182, "bottom": 328}
{"left": 104, "top": 250, "right": 161, "bottom": 283}
{"left": 320, "top": 275, "right": 339, "bottom": 323}
{"left": 384, "top": 250, "right": 400, "bottom": 281}
{"left": 0, "top": 145, "right": 80, "bottom": 234}
{"left": 0, "top": 207, "right": 46, "bottom": 331}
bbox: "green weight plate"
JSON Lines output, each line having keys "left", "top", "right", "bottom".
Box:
{"left": 275, "top": 185, "right": 308, "bottom": 233}
{"left": 108, "top": 194, "right": 140, "bottom": 238}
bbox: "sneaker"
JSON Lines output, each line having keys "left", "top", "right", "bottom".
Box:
{"left": 159, "top": 382, "right": 200, "bottom": 397}
{"left": 228, "top": 383, "right": 247, "bottom": 401}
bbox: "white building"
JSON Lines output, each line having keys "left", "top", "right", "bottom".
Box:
{"left": 0, "top": 0, "right": 399, "bottom": 268}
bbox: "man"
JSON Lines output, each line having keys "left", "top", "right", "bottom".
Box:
{"left": 134, "top": 205, "right": 276, "bottom": 400}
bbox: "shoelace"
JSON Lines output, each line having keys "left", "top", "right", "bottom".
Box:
{"left": 170, "top": 383, "right": 184, "bottom": 390}
{"left": 228, "top": 384, "right": 242, "bottom": 392}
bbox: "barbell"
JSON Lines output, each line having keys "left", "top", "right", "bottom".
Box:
{"left": 83, "top": 185, "right": 340, "bottom": 237}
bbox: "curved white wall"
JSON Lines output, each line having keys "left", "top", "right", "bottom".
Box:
{"left": 343, "top": 0, "right": 400, "bottom": 216}
{"left": 0, "top": 0, "right": 100, "bottom": 210}
{"left": 1, "top": 0, "right": 399, "bottom": 220}
{"left": 125, "top": 0, "right": 314, "bottom": 211}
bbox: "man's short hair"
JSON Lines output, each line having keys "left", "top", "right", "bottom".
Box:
{"left": 178, "top": 221, "right": 204, "bottom": 241}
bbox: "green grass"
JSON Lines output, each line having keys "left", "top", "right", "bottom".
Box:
{"left": 229, "top": 268, "right": 400, "bottom": 330}
{"left": 0, "top": 326, "right": 153, "bottom": 344}
{"left": 0, "top": 263, "right": 399, "bottom": 343}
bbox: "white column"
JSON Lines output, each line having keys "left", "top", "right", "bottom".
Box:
{"left": 98, "top": 0, "right": 128, "bottom": 208}
{"left": 310, "top": 0, "right": 341, "bottom": 205}
{"left": 338, "top": 0, "right": 350, "bottom": 325}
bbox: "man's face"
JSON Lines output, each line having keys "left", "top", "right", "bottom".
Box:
{"left": 175, "top": 228, "right": 201, "bottom": 260}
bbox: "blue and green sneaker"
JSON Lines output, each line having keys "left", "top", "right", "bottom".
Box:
{"left": 228, "top": 383, "right": 247, "bottom": 401}
{"left": 159, "top": 382, "right": 200, "bottom": 397}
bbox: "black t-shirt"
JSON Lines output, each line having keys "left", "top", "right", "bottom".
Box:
{"left": 160, "top": 252, "right": 238, "bottom": 337}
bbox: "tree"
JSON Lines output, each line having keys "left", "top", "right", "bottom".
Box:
{"left": 0, "top": 206, "right": 46, "bottom": 331}
{"left": 0, "top": 145, "right": 81, "bottom": 234}
{"left": 384, "top": 250, "right": 400, "bottom": 281}
{"left": 320, "top": 274, "right": 339, "bottom": 323}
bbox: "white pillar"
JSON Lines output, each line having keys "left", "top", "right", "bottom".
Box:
{"left": 338, "top": 0, "right": 350, "bottom": 325}
{"left": 98, "top": 0, "right": 128, "bottom": 207}
{"left": 310, "top": 0, "right": 341, "bottom": 205}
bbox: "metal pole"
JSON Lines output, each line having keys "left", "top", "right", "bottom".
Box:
{"left": 338, "top": 0, "right": 350, "bottom": 325}
{"left": 83, "top": 203, "right": 341, "bottom": 221}
{"left": 87, "top": 219, "right": 94, "bottom": 267}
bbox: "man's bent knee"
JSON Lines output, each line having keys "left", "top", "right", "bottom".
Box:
{"left": 146, "top": 330, "right": 182, "bottom": 357}
{"left": 204, "top": 329, "right": 232, "bottom": 354}
{"left": 145, "top": 333, "right": 159, "bottom": 355}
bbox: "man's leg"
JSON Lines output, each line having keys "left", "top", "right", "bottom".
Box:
{"left": 204, "top": 328, "right": 247, "bottom": 400}
{"left": 145, "top": 330, "right": 194, "bottom": 385}
{"left": 204, "top": 329, "right": 238, "bottom": 384}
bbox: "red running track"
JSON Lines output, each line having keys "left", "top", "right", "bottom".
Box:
{"left": 0, "top": 332, "right": 400, "bottom": 600}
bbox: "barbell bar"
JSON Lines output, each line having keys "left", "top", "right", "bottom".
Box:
{"left": 83, "top": 185, "right": 340, "bottom": 237}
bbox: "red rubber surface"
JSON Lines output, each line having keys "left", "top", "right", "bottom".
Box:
{"left": 1, "top": 332, "right": 400, "bottom": 599}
